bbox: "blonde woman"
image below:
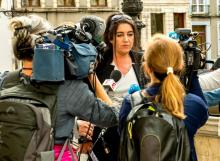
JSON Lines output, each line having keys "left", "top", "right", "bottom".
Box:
{"left": 119, "top": 34, "right": 208, "bottom": 161}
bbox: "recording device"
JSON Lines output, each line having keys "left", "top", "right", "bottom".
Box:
{"left": 169, "top": 28, "right": 209, "bottom": 91}
{"left": 32, "top": 15, "right": 107, "bottom": 81}
{"left": 102, "top": 70, "right": 122, "bottom": 92}
{"left": 175, "top": 28, "right": 204, "bottom": 71}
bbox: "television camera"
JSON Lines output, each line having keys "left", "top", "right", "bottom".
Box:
{"left": 170, "top": 28, "right": 210, "bottom": 91}
{"left": 32, "top": 16, "right": 106, "bottom": 81}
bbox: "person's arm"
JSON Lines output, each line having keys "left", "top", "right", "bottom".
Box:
{"left": 188, "top": 71, "right": 207, "bottom": 104}
{"left": 199, "top": 69, "right": 220, "bottom": 91}
{"left": 203, "top": 88, "right": 220, "bottom": 107}
{"left": 58, "top": 80, "right": 118, "bottom": 128}
{"left": 119, "top": 95, "right": 132, "bottom": 134}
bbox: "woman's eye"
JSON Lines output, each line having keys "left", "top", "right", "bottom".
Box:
{"left": 128, "top": 32, "right": 134, "bottom": 37}
{"left": 116, "top": 33, "right": 123, "bottom": 37}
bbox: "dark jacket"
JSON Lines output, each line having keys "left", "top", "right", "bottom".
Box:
{"left": 90, "top": 49, "right": 148, "bottom": 161}
{"left": 96, "top": 49, "right": 148, "bottom": 89}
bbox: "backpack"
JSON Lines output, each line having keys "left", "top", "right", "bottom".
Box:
{"left": 0, "top": 80, "right": 58, "bottom": 161}
{"left": 0, "top": 70, "right": 21, "bottom": 90}
{"left": 119, "top": 91, "right": 191, "bottom": 161}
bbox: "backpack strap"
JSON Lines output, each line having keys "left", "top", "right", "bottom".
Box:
{"left": 130, "top": 91, "right": 145, "bottom": 108}
{"left": 57, "top": 138, "right": 76, "bottom": 161}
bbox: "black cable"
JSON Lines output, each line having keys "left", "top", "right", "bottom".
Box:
{"left": 78, "top": 73, "right": 99, "bottom": 161}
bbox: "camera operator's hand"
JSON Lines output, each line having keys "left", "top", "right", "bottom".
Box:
{"left": 77, "top": 120, "right": 94, "bottom": 140}
{"left": 77, "top": 120, "right": 94, "bottom": 154}
{"left": 79, "top": 142, "right": 93, "bottom": 154}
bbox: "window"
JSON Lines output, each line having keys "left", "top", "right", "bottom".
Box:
{"left": 91, "top": 0, "right": 107, "bottom": 7}
{"left": 58, "top": 0, "right": 75, "bottom": 7}
{"left": 21, "top": 0, "right": 40, "bottom": 7}
{"left": 151, "top": 13, "right": 164, "bottom": 35}
{"left": 191, "top": 0, "right": 209, "bottom": 14}
{"left": 192, "top": 25, "right": 206, "bottom": 52}
{"left": 174, "top": 13, "right": 185, "bottom": 30}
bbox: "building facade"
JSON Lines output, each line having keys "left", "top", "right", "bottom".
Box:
{"left": 140, "top": 0, "right": 191, "bottom": 50}
{"left": 1, "top": 0, "right": 192, "bottom": 69}
{"left": 190, "top": 0, "right": 220, "bottom": 60}
{"left": 0, "top": 0, "right": 122, "bottom": 69}
{"left": 12, "top": 0, "right": 121, "bottom": 25}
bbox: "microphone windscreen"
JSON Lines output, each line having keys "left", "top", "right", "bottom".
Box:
{"left": 128, "top": 84, "right": 141, "bottom": 94}
{"left": 110, "top": 70, "right": 122, "bottom": 82}
{"left": 80, "top": 15, "right": 106, "bottom": 43}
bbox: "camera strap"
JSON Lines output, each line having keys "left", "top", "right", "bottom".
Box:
{"left": 45, "top": 34, "right": 72, "bottom": 51}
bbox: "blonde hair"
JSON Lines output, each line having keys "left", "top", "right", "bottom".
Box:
{"left": 143, "top": 34, "right": 185, "bottom": 119}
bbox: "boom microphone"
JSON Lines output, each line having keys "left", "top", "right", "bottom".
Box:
{"left": 103, "top": 70, "right": 122, "bottom": 92}
{"left": 80, "top": 15, "right": 106, "bottom": 43}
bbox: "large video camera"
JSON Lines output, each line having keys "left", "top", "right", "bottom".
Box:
{"left": 169, "top": 28, "right": 207, "bottom": 90}
{"left": 32, "top": 16, "right": 106, "bottom": 82}
{"left": 175, "top": 28, "right": 204, "bottom": 71}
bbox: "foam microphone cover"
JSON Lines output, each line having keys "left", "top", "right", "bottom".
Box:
{"left": 80, "top": 15, "right": 106, "bottom": 43}
{"left": 110, "top": 70, "right": 122, "bottom": 82}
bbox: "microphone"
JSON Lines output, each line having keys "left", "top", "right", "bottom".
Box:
{"left": 128, "top": 84, "right": 141, "bottom": 94}
{"left": 110, "top": 70, "right": 122, "bottom": 82}
{"left": 102, "top": 70, "right": 122, "bottom": 92}
{"left": 80, "top": 15, "right": 106, "bottom": 44}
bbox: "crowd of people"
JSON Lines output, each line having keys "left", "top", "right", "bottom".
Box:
{"left": 1, "top": 11, "right": 219, "bottom": 161}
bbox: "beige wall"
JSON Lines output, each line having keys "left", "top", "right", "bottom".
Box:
{"left": 141, "top": 0, "right": 190, "bottom": 49}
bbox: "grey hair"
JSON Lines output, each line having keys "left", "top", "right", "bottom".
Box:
{"left": 9, "top": 14, "right": 53, "bottom": 60}
{"left": 9, "top": 14, "right": 53, "bottom": 34}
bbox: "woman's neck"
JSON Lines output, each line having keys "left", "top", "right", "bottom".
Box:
{"left": 113, "top": 52, "right": 132, "bottom": 75}
{"left": 149, "top": 72, "right": 161, "bottom": 86}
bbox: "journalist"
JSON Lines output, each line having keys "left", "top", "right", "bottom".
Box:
{"left": 119, "top": 34, "right": 208, "bottom": 161}
{"left": 77, "top": 13, "right": 148, "bottom": 161}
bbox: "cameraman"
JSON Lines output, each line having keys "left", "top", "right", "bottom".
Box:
{"left": 5, "top": 14, "right": 119, "bottom": 161}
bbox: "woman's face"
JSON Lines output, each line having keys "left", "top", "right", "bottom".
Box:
{"left": 112, "top": 23, "right": 134, "bottom": 56}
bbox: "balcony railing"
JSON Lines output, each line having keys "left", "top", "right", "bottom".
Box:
{"left": 190, "top": 4, "right": 210, "bottom": 16}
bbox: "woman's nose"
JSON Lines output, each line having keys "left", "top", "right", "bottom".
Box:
{"left": 123, "top": 35, "right": 128, "bottom": 41}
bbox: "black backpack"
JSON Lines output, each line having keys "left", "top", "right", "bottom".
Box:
{"left": 119, "top": 91, "right": 191, "bottom": 161}
{"left": 0, "top": 71, "right": 78, "bottom": 161}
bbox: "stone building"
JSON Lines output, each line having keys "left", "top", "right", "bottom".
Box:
{"left": 0, "top": 0, "right": 122, "bottom": 69}
{"left": 2, "top": 0, "right": 220, "bottom": 67}
{"left": 140, "top": 0, "right": 191, "bottom": 50}
{"left": 9, "top": 0, "right": 120, "bottom": 26}
{"left": 190, "top": 0, "right": 220, "bottom": 61}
